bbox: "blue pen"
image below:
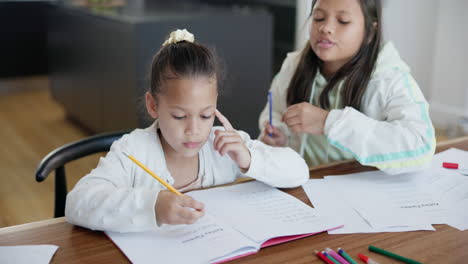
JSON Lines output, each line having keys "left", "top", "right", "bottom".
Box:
{"left": 268, "top": 91, "right": 272, "bottom": 137}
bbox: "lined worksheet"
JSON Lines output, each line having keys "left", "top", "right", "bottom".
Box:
{"left": 303, "top": 179, "right": 434, "bottom": 234}
{"left": 190, "top": 181, "right": 331, "bottom": 243}
{"left": 107, "top": 181, "right": 338, "bottom": 264}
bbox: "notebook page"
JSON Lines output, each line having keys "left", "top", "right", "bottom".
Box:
{"left": 189, "top": 181, "right": 332, "bottom": 244}
{"left": 106, "top": 213, "right": 256, "bottom": 264}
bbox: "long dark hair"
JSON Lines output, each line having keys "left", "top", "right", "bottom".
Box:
{"left": 149, "top": 36, "right": 223, "bottom": 98}
{"left": 286, "top": 0, "right": 382, "bottom": 111}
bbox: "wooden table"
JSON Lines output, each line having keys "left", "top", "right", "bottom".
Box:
{"left": 1, "top": 137, "right": 468, "bottom": 263}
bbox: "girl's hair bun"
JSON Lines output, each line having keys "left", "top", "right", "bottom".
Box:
{"left": 162, "top": 29, "right": 195, "bottom": 47}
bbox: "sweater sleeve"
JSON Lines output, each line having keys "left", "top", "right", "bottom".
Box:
{"left": 324, "top": 73, "right": 436, "bottom": 175}
{"left": 65, "top": 136, "right": 160, "bottom": 233}
{"left": 237, "top": 130, "right": 309, "bottom": 187}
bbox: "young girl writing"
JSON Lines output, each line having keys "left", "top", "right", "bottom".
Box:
{"left": 259, "top": 0, "right": 435, "bottom": 174}
{"left": 65, "top": 29, "right": 309, "bottom": 232}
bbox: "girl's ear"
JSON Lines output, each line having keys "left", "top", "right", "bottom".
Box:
{"left": 367, "top": 22, "right": 378, "bottom": 44}
{"left": 145, "top": 91, "right": 158, "bottom": 119}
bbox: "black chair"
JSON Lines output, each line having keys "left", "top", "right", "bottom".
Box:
{"left": 35, "top": 130, "right": 130, "bottom": 217}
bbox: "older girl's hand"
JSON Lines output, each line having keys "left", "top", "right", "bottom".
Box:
{"left": 259, "top": 121, "right": 287, "bottom": 147}
{"left": 282, "top": 102, "right": 329, "bottom": 135}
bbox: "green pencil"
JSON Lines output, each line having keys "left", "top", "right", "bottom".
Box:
{"left": 369, "top": 245, "right": 423, "bottom": 264}
{"left": 338, "top": 248, "right": 358, "bottom": 264}
{"left": 323, "top": 251, "right": 340, "bottom": 264}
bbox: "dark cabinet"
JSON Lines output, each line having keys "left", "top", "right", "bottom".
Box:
{"left": 47, "top": 4, "right": 273, "bottom": 136}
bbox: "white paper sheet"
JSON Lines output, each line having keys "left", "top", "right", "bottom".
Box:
{"left": 0, "top": 245, "right": 58, "bottom": 264}
{"left": 324, "top": 171, "right": 441, "bottom": 227}
{"left": 303, "top": 179, "right": 434, "bottom": 234}
{"left": 303, "top": 148, "right": 468, "bottom": 232}
{"left": 445, "top": 197, "right": 468, "bottom": 231}
{"left": 420, "top": 148, "right": 468, "bottom": 229}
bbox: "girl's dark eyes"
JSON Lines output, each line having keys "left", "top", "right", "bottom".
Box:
{"left": 313, "top": 18, "right": 350, "bottom": 25}
{"left": 172, "top": 115, "right": 213, "bottom": 120}
{"left": 201, "top": 115, "right": 213, "bottom": 120}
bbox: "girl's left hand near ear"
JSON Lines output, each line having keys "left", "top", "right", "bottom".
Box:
{"left": 214, "top": 109, "right": 251, "bottom": 171}
{"left": 282, "top": 102, "right": 329, "bottom": 135}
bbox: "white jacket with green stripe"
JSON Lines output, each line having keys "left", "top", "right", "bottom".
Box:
{"left": 259, "top": 42, "right": 436, "bottom": 175}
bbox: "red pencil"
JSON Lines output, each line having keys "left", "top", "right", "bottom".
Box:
{"left": 443, "top": 162, "right": 468, "bottom": 175}
{"left": 315, "top": 250, "right": 335, "bottom": 264}
{"left": 358, "top": 253, "right": 380, "bottom": 264}
{"left": 443, "top": 162, "right": 463, "bottom": 169}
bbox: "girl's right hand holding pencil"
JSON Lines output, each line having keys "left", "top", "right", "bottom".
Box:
{"left": 260, "top": 121, "right": 287, "bottom": 147}
{"left": 155, "top": 191, "right": 205, "bottom": 225}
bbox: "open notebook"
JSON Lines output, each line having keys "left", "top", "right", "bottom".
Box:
{"left": 106, "top": 181, "right": 340, "bottom": 264}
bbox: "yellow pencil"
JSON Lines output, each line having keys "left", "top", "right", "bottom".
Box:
{"left": 125, "top": 154, "right": 182, "bottom": 196}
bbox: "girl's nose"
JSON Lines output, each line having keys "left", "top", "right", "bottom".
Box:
{"left": 319, "top": 21, "right": 334, "bottom": 34}
{"left": 185, "top": 118, "right": 200, "bottom": 135}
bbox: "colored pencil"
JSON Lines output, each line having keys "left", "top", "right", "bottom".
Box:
{"left": 369, "top": 245, "right": 422, "bottom": 264}
{"left": 358, "top": 253, "right": 380, "bottom": 264}
{"left": 325, "top": 248, "right": 350, "bottom": 264}
{"left": 315, "top": 250, "right": 335, "bottom": 264}
{"left": 338, "top": 248, "right": 357, "bottom": 264}
{"left": 323, "top": 251, "right": 340, "bottom": 264}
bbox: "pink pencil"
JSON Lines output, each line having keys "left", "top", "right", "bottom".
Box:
{"left": 325, "top": 248, "right": 350, "bottom": 264}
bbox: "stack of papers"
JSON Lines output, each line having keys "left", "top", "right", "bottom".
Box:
{"left": 303, "top": 148, "right": 468, "bottom": 233}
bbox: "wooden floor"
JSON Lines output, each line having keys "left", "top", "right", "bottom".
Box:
{"left": 0, "top": 76, "right": 450, "bottom": 228}
{"left": 0, "top": 76, "right": 103, "bottom": 228}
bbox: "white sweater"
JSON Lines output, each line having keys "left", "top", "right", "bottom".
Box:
{"left": 65, "top": 122, "right": 309, "bottom": 232}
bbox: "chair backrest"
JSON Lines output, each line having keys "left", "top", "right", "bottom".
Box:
{"left": 35, "top": 130, "right": 129, "bottom": 217}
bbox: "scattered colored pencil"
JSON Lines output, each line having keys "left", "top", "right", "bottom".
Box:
{"left": 338, "top": 248, "right": 358, "bottom": 264}
{"left": 369, "top": 245, "right": 422, "bottom": 264}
